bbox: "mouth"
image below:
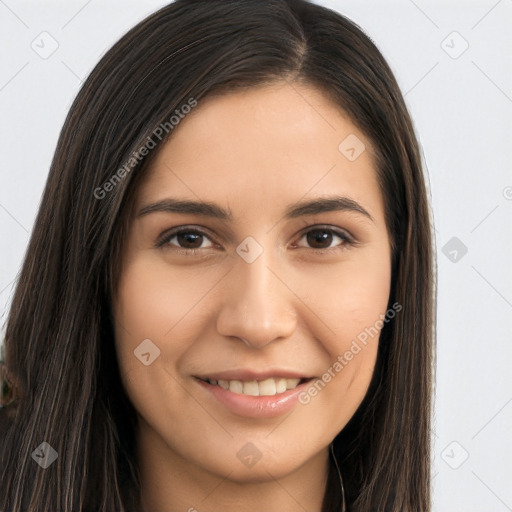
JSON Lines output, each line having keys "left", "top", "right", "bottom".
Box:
{"left": 194, "top": 371, "right": 317, "bottom": 418}
{"left": 195, "top": 376, "right": 313, "bottom": 397}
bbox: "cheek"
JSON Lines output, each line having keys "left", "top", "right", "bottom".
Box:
{"left": 294, "top": 248, "right": 392, "bottom": 353}
{"left": 294, "top": 249, "right": 391, "bottom": 417}
{"left": 112, "top": 257, "right": 220, "bottom": 427}
{"left": 112, "top": 257, "right": 214, "bottom": 399}
{"left": 114, "top": 257, "right": 220, "bottom": 352}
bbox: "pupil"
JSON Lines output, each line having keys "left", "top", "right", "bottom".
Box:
{"left": 178, "top": 232, "right": 202, "bottom": 248}
{"left": 307, "top": 230, "right": 332, "bottom": 248}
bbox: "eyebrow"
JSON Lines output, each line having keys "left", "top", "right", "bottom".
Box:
{"left": 137, "top": 195, "right": 373, "bottom": 222}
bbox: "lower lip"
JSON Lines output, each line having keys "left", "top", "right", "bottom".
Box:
{"left": 195, "top": 378, "right": 313, "bottom": 419}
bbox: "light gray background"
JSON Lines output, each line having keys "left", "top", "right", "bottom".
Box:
{"left": 1, "top": 1, "right": 511, "bottom": 510}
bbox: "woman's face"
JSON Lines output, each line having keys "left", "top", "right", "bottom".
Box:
{"left": 114, "top": 81, "right": 392, "bottom": 484}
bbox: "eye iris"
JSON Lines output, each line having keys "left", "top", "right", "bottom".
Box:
{"left": 307, "top": 230, "right": 333, "bottom": 249}
{"left": 177, "top": 232, "right": 202, "bottom": 248}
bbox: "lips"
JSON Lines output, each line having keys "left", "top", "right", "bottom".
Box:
{"left": 195, "top": 373, "right": 315, "bottom": 418}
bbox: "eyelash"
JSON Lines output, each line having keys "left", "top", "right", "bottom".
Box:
{"left": 155, "top": 225, "right": 356, "bottom": 255}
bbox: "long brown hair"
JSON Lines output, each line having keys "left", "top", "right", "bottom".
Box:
{"left": 0, "top": 1, "right": 435, "bottom": 510}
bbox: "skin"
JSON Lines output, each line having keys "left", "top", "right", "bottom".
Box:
{"left": 113, "top": 80, "right": 392, "bottom": 512}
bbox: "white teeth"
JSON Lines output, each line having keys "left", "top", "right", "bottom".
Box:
{"left": 286, "top": 378, "right": 300, "bottom": 390}
{"left": 242, "top": 381, "right": 259, "bottom": 396}
{"left": 229, "top": 380, "right": 243, "bottom": 394}
{"left": 258, "top": 378, "right": 277, "bottom": 396}
{"left": 276, "top": 378, "right": 287, "bottom": 394}
{"left": 218, "top": 379, "right": 230, "bottom": 390}
{"left": 206, "top": 377, "right": 304, "bottom": 396}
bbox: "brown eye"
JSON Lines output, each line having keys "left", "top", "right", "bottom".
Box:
{"left": 175, "top": 232, "right": 204, "bottom": 249}
{"left": 157, "top": 228, "right": 214, "bottom": 250}
{"left": 296, "top": 227, "right": 353, "bottom": 251}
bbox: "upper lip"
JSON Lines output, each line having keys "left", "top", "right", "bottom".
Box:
{"left": 195, "top": 369, "right": 315, "bottom": 382}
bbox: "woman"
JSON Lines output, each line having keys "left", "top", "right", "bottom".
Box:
{"left": 0, "top": 0, "right": 435, "bottom": 510}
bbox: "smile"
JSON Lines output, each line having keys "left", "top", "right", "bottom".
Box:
{"left": 195, "top": 375, "right": 315, "bottom": 418}
{"left": 198, "top": 377, "right": 309, "bottom": 396}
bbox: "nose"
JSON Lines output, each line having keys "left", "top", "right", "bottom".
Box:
{"left": 216, "top": 248, "right": 297, "bottom": 349}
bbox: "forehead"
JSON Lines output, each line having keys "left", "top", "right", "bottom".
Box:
{"left": 134, "top": 81, "right": 384, "bottom": 224}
